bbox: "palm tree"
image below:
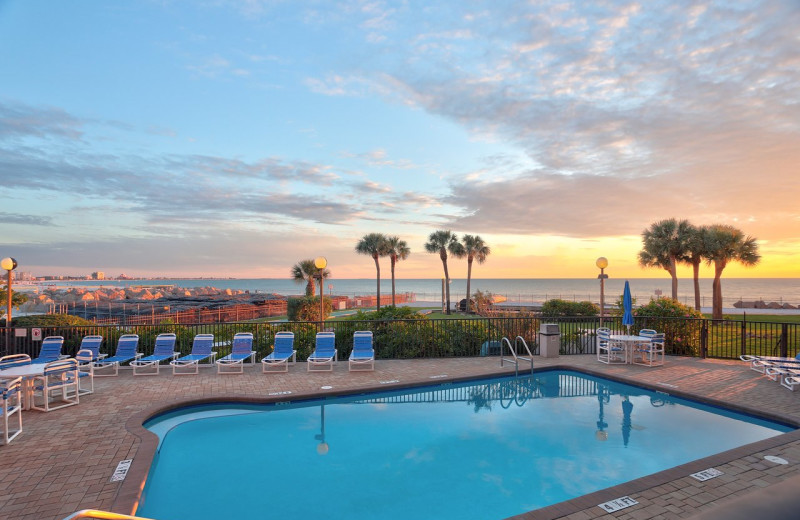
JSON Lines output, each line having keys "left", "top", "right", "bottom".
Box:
{"left": 425, "top": 230, "right": 465, "bottom": 314}
{"left": 638, "top": 218, "right": 692, "bottom": 300}
{"left": 704, "top": 224, "right": 760, "bottom": 320}
{"left": 355, "top": 233, "right": 389, "bottom": 310}
{"left": 290, "top": 259, "right": 329, "bottom": 297}
{"left": 384, "top": 236, "right": 410, "bottom": 306}
{"left": 679, "top": 224, "right": 708, "bottom": 311}
{"left": 461, "top": 234, "right": 490, "bottom": 313}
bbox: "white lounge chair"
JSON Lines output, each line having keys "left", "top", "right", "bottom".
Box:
{"left": 781, "top": 374, "right": 800, "bottom": 392}
{"left": 217, "top": 333, "right": 256, "bottom": 374}
{"left": 130, "top": 334, "right": 178, "bottom": 376}
{"left": 262, "top": 332, "right": 296, "bottom": 373}
{"left": 31, "top": 359, "right": 80, "bottom": 412}
{"left": 740, "top": 353, "right": 800, "bottom": 374}
{"left": 75, "top": 349, "right": 95, "bottom": 395}
{"left": 764, "top": 365, "right": 800, "bottom": 390}
{"left": 1, "top": 376, "right": 22, "bottom": 444}
{"left": 0, "top": 354, "right": 31, "bottom": 370}
{"left": 596, "top": 327, "right": 626, "bottom": 364}
{"left": 170, "top": 334, "right": 216, "bottom": 375}
{"left": 638, "top": 329, "right": 657, "bottom": 338}
{"left": 349, "top": 331, "right": 374, "bottom": 371}
{"left": 308, "top": 332, "right": 337, "bottom": 372}
{"left": 632, "top": 333, "right": 665, "bottom": 367}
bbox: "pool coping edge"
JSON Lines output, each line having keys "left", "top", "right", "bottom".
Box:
{"left": 115, "top": 362, "right": 800, "bottom": 519}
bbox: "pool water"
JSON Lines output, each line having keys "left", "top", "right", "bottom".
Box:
{"left": 137, "top": 371, "right": 792, "bottom": 520}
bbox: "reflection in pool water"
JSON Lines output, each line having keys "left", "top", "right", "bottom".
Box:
{"left": 139, "top": 371, "right": 792, "bottom": 520}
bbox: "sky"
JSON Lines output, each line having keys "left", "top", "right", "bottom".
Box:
{"left": 0, "top": 0, "right": 798, "bottom": 280}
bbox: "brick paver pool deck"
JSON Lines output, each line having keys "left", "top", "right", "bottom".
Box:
{"left": 2, "top": 355, "right": 799, "bottom": 520}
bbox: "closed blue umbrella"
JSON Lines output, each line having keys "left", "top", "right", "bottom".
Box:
{"left": 623, "top": 280, "right": 634, "bottom": 334}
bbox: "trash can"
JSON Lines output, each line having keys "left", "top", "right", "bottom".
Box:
{"left": 539, "top": 323, "right": 561, "bottom": 358}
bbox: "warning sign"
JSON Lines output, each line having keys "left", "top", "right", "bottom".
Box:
{"left": 31, "top": 328, "right": 42, "bottom": 340}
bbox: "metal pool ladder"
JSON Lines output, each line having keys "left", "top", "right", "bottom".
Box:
{"left": 500, "top": 336, "right": 534, "bottom": 376}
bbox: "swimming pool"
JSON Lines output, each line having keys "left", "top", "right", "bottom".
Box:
{"left": 137, "top": 370, "right": 792, "bottom": 520}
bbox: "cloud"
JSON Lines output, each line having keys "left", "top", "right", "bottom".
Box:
{"left": 0, "top": 212, "right": 53, "bottom": 226}
{"left": 340, "top": 148, "right": 418, "bottom": 169}
{"left": 186, "top": 53, "right": 252, "bottom": 78}
{"left": 305, "top": 0, "right": 800, "bottom": 240}
{"left": 443, "top": 125, "right": 800, "bottom": 240}
{"left": 0, "top": 101, "right": 84, "bottom": 140}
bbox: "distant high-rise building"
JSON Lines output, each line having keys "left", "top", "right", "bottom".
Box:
{"left": 91, "top": 271, "right": 105, "bottom": 280}
{"left": 13, "top": 271, "right": 33, "bottom": 281}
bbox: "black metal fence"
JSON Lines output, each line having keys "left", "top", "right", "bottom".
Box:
{"left": 1, "top": 315, "right": 798, "bottom": 361}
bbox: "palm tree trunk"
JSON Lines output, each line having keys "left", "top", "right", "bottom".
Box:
{"left": 669, "top": 256, "right": 678, "bottom": 300}
{"left": 391, "top": 256, "right": 397, "bottom": 306}
{"left": 466, "top": 257, "right": 473, "bottom": 313}
{"left": 306, "top": 280, "right": 315, "bottom": 297}
{"left": 713, "top": 262, "right": 724, "bottom": 320}
{"left": 692, "top": 260, "right": 701, "bottom": 311}
{"left": 441, "top": 253, "right": 451, "bottom": 315}
{"left": 373, "top": 254, "right": 381, "bottom": 311}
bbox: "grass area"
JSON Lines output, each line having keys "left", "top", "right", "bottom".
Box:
{"left": 424, "top": 311, "right": 480, "bottom": 320}
{"left": 710, "top": 313, "right": 800, "bottom": 324}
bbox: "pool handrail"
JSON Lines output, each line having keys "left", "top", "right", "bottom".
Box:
{"left": 500, "top": 336, "right": 533, "bottom": 376}
{"left": 62, "top": 509, "right": 155, "bottom": 520}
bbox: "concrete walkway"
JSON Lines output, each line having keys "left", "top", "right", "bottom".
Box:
{"left": 1, "top": 355, "right": 799, "bottom": 520}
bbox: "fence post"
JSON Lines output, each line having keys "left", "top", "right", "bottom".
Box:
{"left": 741, "top": 318, "right": 747, "bottom": 357}
{"left": 780, "top": 323, "right": 788, "bottom": 358}
{"left": 700, "top": 320, "right": 708, "bottom": 358}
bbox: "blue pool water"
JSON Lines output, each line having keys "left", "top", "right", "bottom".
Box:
{"left": 137, "top": 371, "right": 792, "bottom": 520}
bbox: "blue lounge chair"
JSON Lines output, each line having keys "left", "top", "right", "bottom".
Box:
{"left": 1, "top": 376, "right": 23, "bottom": 444}
{"left": 217, "top": 333, "right": 256, "bottom": 374}
{"left": 261, "top": 332, "right": 297, "bottom": 373}
{"left": 95, "top": 334, "right": 142, "bottom": 377}
{"left": 170, "top": 334, "right": 217, "bottom": 375}
{"left": 349, "top": 331, "right": 375, "bottom": 372}
{"left": 78, "top": 335, "right": 106, "bottom": 362}
{"left": 308, "top": 332, "right": 337, "bottom": 372}
{"left": 131, "top": 333, "right": 177, "bottom": 376}
{"left": 31, "top": 358, "right": 80, "bottom": 412}
{"left": 31, "top": 336, "right": 65, "bottom": 364}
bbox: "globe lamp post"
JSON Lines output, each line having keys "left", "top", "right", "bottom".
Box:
{"left": 314, "top": 256, "right": 327, "bottom": 326}
{"left": 596, "top": 257, "right": 608, "bottom": 325}
{"left": 315, "top": 405, "right": 329, "bottom": 455}
{"left": 1, "top": 257, "right": 18, "bottom": 355}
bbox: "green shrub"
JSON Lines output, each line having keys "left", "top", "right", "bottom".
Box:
{"left": 634, "top": 298, "right": 703, "bottom": 355}
{"left": 540, "top": 299, "right": 598, "bottom": 317}
{"left": 13, "top": 314, "right": 95, "bottom": 327}
{"left": 287, "top": 296, "right": 331, "bottom": 322}
{"left": 345, "top": 306, "right": 422, "bottom": 321}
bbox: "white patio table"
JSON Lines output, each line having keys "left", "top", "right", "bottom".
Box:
{"left": 609, "top": 335, "right": 651, "bottom": 364}
{"left": 0, "top": 364, "right": 46, "bottom": 410}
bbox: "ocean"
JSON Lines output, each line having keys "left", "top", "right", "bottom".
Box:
{"left": 34, "top": 278, "right": 800, "bottom": 309}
